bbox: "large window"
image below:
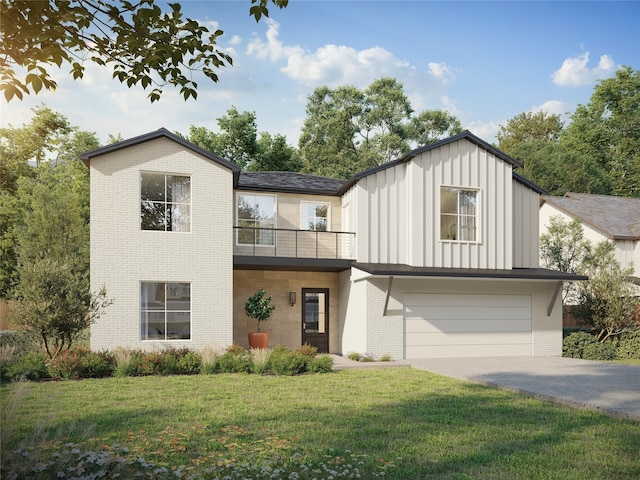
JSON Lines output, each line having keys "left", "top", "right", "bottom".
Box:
{"left": 141, "top": 172, "right": 191, "bottom": 232}
{"left": 236, "top": 194, "right": 276, "bottom": 245}
{"left": 141, "top": 282, "right": 191, "bottom": 340}
{"left": 440, "top": 187, "right": 478, "bottom": 242}
{"left": 301, "top": 202, "right": 329, "bottom": 231}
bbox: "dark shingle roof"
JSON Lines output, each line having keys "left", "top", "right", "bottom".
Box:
{"left": 237, "top": 172, "right": 346, "bottom": 195}
{"left": 353, "top": 263, "right": 587, "bottom": 281}
{"left": 543, "top": 193, "right": 640, "bottom": 240}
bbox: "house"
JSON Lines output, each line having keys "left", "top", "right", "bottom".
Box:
{"left": 81, "top": 129, "right": 584, "bottom": 359}
{"left": 540, "top": 193, "right": 640, "bottom": 286}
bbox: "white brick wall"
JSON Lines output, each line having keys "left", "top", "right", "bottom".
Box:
{"left": 90, "top": 137, "right": 234, "bottom": 351}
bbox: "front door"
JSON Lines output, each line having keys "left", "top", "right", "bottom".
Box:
{"left": 302, "top": 288, "right": 329, "bottom": 353}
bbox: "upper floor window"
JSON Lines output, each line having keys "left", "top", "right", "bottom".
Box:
{"left": 236, "top": 193, "right": 276, "bottom": 245}
{"left": 141, "top": 282, "right": 191, "bottom": 340}
{"left": 141, "top": 172, "right": 191, "bottom": 232}
{"left": 440, "top": 187, "right": 478, "bottom": 242}
{"left": 301, "top": 202, "right": 329, "bottom": 231}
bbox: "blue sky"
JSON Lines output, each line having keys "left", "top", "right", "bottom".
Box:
{"left": 2, "top": 1, "right": 639, "bottom": 149}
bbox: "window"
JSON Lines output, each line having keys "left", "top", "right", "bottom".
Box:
{"left": 141, "top": 282, "right": 191, "bottom": 340}
{"left": 141, "top": 173, "right": 191, "bottom": 232}
{"left": 440, "top": 187, "right": 478, "bottom": 241}
{"left": 301, "top": 202, "right": 329, "bottom": 231}
{"left": 236, "top": 194, "right": 275, "bottom": 245}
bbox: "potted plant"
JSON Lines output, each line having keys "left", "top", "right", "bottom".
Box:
{"left": 245, "top": 289, "right": 275, "bottom": 349}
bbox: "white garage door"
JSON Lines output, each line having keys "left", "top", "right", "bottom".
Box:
{"left": 404, "top": 294, "right": 532, "bottom": 358}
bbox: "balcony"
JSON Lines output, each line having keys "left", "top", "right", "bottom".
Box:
{"left": 233, "top": 226, "right": 355, "bottom": 261}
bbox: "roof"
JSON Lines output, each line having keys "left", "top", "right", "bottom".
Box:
{"left": 237, "top": 171, "right": 346, "bottom": 195}
{"left": 353, "top": 263, "right": 588, "bottom": 281}
{"left": 542, "top": 193, "right": 640, "bottom": 240}
{"left": 337, "top": 130, "right": 545, "bottom": 196}
{"left": 79, "top": 127, "right": 241, "bottom": 184}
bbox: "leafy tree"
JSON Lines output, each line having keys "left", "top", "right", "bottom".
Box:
{"left": 497, "top": 111, "right": 564, "bottom": 155}
{"left": 299, "top": 77, "right": 463, "bottom": 179}
{"left": 10, "top": 163, "right": 111, "bottom": 357}
{"left": 186, "top": 107, "right": 299, "bottom": 171}
{"left": 561, "top": 66, "right": 640, "bottom": 197}
{"left": 0, "top": 0, "right": 288, "bottom": 102}
{"left": 540, "top": 215, "right": 639, "bottom": 340}
{"left": 573, "top": 241, "right": 638, "bottom": 342}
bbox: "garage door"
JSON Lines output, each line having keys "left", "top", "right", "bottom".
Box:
{"left": 404, "top": 294, "right": 532, "bottom": 358}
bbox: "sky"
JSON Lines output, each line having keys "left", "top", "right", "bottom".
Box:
{"left": 2, "top": 0, "right": 639, "bottom": 149}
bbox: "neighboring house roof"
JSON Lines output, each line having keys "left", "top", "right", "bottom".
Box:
{"left": 238, "top": 172, "right": 346, "bottom": 196}
{"left": 79, "top": 127, "right": 241, "bottom": 185}
{"left": 542, "top": 193, "right": 640, "bottom": 241}
{"left": 353, "top": 263, "right": 587, "bottom": 281}
{"left": 337, "top": 130, "right": 547, "bottom": 196}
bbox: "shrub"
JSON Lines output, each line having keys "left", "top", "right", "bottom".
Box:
{"left": 217, "top": 350, "right": 253, "bottom": 373}
{"left": 582, "top": 342, "right": 617, "bottom": 361}
{"left": 112, "top": 347, "right": 135, "bottom": 377}
{"left": 176, "top": 350, "right": 202, "bottom": 375}
{"left": 347, "top": 351, "right": 360, "bottom": 361}
{"left": 5, "top": 351, "right": 48, "bottom": 381}
{"left": 613, "top": 330, "right": 640, "bottom": 359}
{"left": 562, "top": 331, "right": 598, "bottom": 359}
{"left": 200, "top": 348, "right": 219, "bottom": 375}
{"left": 308, "top": 355, "right": 334, "bottom": 373}
{"left": 268, "top": 346, "right": 307, "bottom": 376}
{"left": 48, "top": 348, "right": 113, "bottom": 379}
{"left": 0, "top": 330, "right": 40, "bottom": 358}
{"left": 295, "top": 343, "right": 318, "bottom": 358}
{"left": 250, "top": 348, "right": 272, "bottom": 374}
{"left": 379, "top": 353, "right": 393, "bottom": 362}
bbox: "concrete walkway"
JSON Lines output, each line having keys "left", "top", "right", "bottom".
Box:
{"left": 331, "top": 355, "right": 640, "bottom": 420}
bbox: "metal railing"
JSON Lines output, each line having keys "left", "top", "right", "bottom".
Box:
{"left": 233, "top": 226, "right": 355, "bottom": 260}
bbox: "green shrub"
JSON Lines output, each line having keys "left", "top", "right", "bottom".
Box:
{"left": 347, "top": 351, "right": 360, "bottom": 361}
{"left": 200, "top": 348, "right": 219, "bottom": 375}
{"left": 613, "top": 330, "right": 640, "bottom": 359}
{"left": 48, "top": 348, "right": 113, "bottom": 379}
{"left": 563, "top": 331, "right": 598, "bottom": 359}
{"left": 250, "top": 348, "right": 272, "bottom": 374}
{"left": 582, "top": 342, "right": 617, "bottom": 361}
{"left": 217, "top": 350, "right": 253, "bottom": 373}
{"left": 0, "top": 330, "right": 40, "bottom": 358}
{"left": 5, "top": 351, "right": 48, "bottom": 381}
{"left": 379, "top": 353, "right": 393, "bottom": 362}
{"left": 268, "top": 346, "right": 307, "bottom": 376}
{"left": 295, "top": 343, "right": 318, "bottom": 358}
{"left": 112, "top": 347, "right": 136, "bottom": 377}
{"left": 308, "top": 355, "right": 334, "bottom": 373}
{"left": 176, "top": 351, "right": 202, "bottom": 375}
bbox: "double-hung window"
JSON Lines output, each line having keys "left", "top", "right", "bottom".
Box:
{"left": 141, "top": 172, "right": 191, "bottom": 232}
{"left": 236, "top": 194, "right": 276, "bottom": 245}
{"left": 141, "top": 282, "right": 191, "bottom": 340}
{"left": 301, "top": 202, "right": 329, "bottom": 231}
{"left": 440, "top": 187, "right": 479, "bottom": 242}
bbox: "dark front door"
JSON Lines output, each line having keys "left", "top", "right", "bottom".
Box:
{"left": 302, "top": 288, "right": 329, "bottom": 353}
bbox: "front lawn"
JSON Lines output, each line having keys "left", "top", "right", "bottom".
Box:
{"left": 2, "top": 369, "right": 639, "bottom": 479}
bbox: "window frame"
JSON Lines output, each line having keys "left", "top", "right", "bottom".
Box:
{"left": 140, "top": 281, "right": 191, "bottom": 341}
{"left": 140, "top": 171, "right": 192, "bottom": 233}
{"left": 300, "top": 201, "right": 331, "bottom": 232}
{"left": 235, "top": 193, "right": 277, "bottom": 246}
{"left": 439, "top": 186, "right": 480, "bottom": 243}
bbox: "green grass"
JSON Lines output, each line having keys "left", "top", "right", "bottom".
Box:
{"left": 2, "top": 369, "right": 639, "bottom": 479}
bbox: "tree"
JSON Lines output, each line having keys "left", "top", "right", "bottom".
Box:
{"left": 497, "top": 111, "right": 564, "bottom": 155}
{"left": 540, "top": 215, "right": 639, "bottom": 340}
{"left": 186, "top": 107, "right": 299, "bottom": 171}
{"left": 573, "top": 241, "right": 638, "bottom": 342}
{"left": 0, "top": 0, "right": 288, "bottom": 102}
{"left": 300, "top": 77, "right": 463, "bottom": 179}
{"left": 561, "top": 66, "right": 640, "bottom": 197}
{"left": 10, "top": 162, "right": 111, "bottom": 357}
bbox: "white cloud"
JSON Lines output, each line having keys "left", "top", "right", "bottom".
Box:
{"left": 552, "top": 52, "right": 616, "bottom": 87}
{"left": 531, "top": 100, "right": 573, "bottom": 117}
{"left": 427, "top": 63, "right": 456, "bottom": 86}
{"left": 464, "top": 120, "right": 500, "bottom": 142}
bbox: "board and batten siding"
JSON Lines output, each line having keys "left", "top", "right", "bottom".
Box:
{"left": 352, "top": 138, "right": 514, "bottom": 269}
{"left": 512, "top": 180, "right": 540, "bottom": 268}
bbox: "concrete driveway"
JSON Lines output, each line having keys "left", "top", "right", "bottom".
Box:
{"left": 407, "top": 356, "right": 640, "bottom": 420}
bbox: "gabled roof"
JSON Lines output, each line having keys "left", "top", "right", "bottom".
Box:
{"left": 542, "top": 193, "right": 640, "bottom": 240}
{"left": 337, "top": 130, "right": 545, "bottom": 196}
{"left": 80, "top": 127, "right": 241, "bottom": 185}
{"left": 238, "top": 172, "right": 345, "bottom": 195}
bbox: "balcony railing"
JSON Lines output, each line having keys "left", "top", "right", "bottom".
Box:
{"left": 233, "top": 226, "right": 355, "bottom": 260}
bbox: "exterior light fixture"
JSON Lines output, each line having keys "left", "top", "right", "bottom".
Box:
{"left": 289, "top": 291, "right": 296, "bottom": 306}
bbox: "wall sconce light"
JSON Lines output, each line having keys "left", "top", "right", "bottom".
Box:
{"left": 289, "top": 291, "right": 296, "bottom": 306}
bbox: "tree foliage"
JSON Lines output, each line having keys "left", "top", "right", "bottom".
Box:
{"left": 499, "top": 67, "right": 639, "bottom": 197}
{"left": 299, "top": 77, "right": 463, "bottom": 179}
{"left": 186, "top": 106, "right": 300, "bottom": 171}
{"left": 0, "top": 0, "right": 288, "bottom": 102}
